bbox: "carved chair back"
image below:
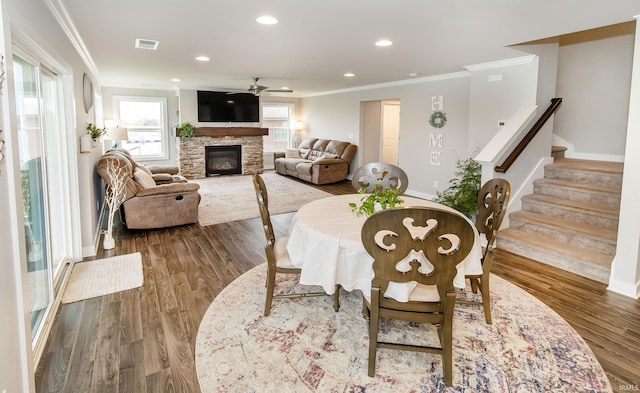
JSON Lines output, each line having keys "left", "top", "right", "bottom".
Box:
{"left": 352, "top": 162, "right": 409, "bottom": 193}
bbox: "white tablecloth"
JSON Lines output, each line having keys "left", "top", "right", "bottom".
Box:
{"left": 286, "top": 194, "right": 483, "bottom": 299}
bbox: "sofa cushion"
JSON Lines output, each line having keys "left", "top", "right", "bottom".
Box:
{"left": 308, "top": 139, "right": 330, "bottom": 161}
{"left": 325, "top": 140, "right": 350, "bottom": 158}
{"left": 321, "top": 152, "right": 340, "bottom": 159}
{"left": 133, "top": 167, "right": 156, "bottom": 189}
{"left": 295, "top": 161, "right": 314, "bottom": 176}
{"left": 283, "top": 158, "right": 308, "bottom": 172}
{"left": 298, "top": 138, "right": 317, "bottom": 159}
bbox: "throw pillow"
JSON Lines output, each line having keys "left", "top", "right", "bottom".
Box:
{"left": 138, "top": 165, "right": 153, "bottom": 176}
{"left": 133, "top": 167, "right": 156, "bottom": 189}
{"left": 285, "top": 148, "right": 301, "bottom": 159}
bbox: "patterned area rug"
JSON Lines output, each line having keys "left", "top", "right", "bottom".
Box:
{"left": 195, "top": 264, "right": 612, "bottom": 392}
{"left": 192, "top": 172, "right": 332, "bottom": 226}
{"left": 62, "top": 252, "right": 143, "bottom": 304}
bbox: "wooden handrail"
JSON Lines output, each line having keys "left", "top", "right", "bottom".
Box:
{"left": 494, "top": 98, "right": 562, "bottom": 173}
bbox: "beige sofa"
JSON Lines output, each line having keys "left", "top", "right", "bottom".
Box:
{"left": 97, "top": 149, "right": 201, "bottom": 229}
{"left": 274, "top": 138, "right": 357, "bottom": 185}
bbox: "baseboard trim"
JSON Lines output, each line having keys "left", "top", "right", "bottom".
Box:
{"left": 607, "top": 276, "right": 640, "bottom": 299}
{"left": 83, "top": 204, "right": 105, "bottom": 257}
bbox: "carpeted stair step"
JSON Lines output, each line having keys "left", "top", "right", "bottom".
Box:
{"left": 551, "top": 145, "right": 567, "bottom": 159}
{"left": 508, "top": 211, "right": 617, "bottom": 256}
{"left": 496, "top": 228, "right": 612, "bottom": 284}
{"left": 533, "top": 178, "right": 621, "bottom": 208}
{"left": 544, "top": 158, "right": 623, "bottom": 188}
{"left": 521, "top": 194, "right": 619, "bottom": 231}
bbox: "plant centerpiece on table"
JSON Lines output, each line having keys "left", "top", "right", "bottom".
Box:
{"left": 87, "top": 122, "right": 107, "bottom": 141}
{"left": 434, "top": 157, "right": 481, "bottom": 219}
{"left": 349, "top": 184, "right": 405, "bottom": 217}
{"left": 179, "top": 122, "right": 195, "bottom": 137}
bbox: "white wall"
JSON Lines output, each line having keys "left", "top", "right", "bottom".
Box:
{"left": 554, "top": 22, "right": 634, "bottom": 161}
{"left": 299, "top": 65, "right": 543, "bottom": 200}
{"left": 466, "top": 57, "right": 539, "bottom": 156}
{"left": 301, "top": 75, "right": 472, "bottom": 198}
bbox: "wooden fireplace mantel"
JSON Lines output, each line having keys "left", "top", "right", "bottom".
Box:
{"left": 175, "top": 127, "right": 268, "bottom": 137}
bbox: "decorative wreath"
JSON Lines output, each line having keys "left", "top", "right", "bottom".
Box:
{"left": 429, "top": 110, "right": 447, "bottom": 128}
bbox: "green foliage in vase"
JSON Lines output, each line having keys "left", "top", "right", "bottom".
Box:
{"left": 349, "top": 185, "right": 404, "bottom": 217}
{"left": 180, "top": 122, "right": 195, "bottom": 137}
{"left": 434, "top": 157, "right": 481, "bottom": 219}
{"left": 87, "top": 123, "right": 107, "bottom": 140}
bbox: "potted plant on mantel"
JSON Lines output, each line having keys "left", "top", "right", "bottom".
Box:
{"left": 179, "top": 122, "right": 195, "bottom": 137}
{"left": 349, "top": 185, "right": 405, "bottom": 217}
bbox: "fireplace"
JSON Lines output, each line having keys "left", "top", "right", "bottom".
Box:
{"left": 205, "top": 145, "right": 242, "bottom": 176}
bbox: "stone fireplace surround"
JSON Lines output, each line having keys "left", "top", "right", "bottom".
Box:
{"left": 176, "top": 127, "right": 267, "bottom": 179}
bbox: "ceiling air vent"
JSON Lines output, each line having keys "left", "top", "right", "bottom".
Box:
{"left": 135, "top": 38, "right": 159, "bottom": 50}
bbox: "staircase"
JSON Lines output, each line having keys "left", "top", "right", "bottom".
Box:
{"left": 496, "top": 157, "right": 623, "bottom": 284}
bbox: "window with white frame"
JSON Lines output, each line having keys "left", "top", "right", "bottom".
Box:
{"left": 114, "top": 96, "right": 168, "bottom": 159}
{"left": 262, "top": 104, "right": 293, "bottom": 152}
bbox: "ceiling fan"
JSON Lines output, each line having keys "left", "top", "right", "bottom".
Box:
{"left": 245, "top": 77, "right": 293, "bottom": 96}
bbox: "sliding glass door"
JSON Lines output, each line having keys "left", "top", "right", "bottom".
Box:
{"left": 14, "top": 52, "right": 71, "bottom": 339}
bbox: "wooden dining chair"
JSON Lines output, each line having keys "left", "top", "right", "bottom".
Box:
{"left": 361, "top": 206, "right": 475, "bottom": 386}
{"left": 252, "top": 174, "right": 339, "bottom": 316}
{"left": 352, "top": 162, "right": 409, "bottom": 193}
{"left": 456, "top": 178, "right": 510, "bottom": 324}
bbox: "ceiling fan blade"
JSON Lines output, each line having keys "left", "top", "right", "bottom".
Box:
{"left": 266, "top": 88, "right": 293, "bottom": 93}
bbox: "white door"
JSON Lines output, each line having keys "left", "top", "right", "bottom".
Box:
{"left": 381, "top": 102, "right": 400, "bottom": 164}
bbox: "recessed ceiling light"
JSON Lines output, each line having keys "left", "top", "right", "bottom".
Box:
{"left": 375, "top": 39, "right": 393, "bottom": 47}
{"left": 256, "top": 15, "right": 278, "bottom": 25}
{"left": 195, "top": 56, "right": 210, "bottom": 62}
{"left": 170, "top": 78, "right": 181, "bottom": 82}
{"left": 409, "top": 72, "right": 418, "bottom": 77}
{"left": 344, "top": 73, "right": 355, "bottom": 77}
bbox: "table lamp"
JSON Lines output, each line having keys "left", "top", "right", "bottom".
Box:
{"left": 104, "top": 122, "right": 129, "bottom": 149}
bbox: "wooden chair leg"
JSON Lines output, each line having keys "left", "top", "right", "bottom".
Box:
{"left": 368, "top": 290, "right": 380, "bottom": 377}
{"left": 480, "top": 277, "right": 492, "bottom": 324}
{"left": 442, "top": 292, "right": 456, "bottom": 387}
{"left": 264, "top": 264, "right": 276, "bottom": 316}
{"left": 470, "top": 277, "right": 479, "bottom": 293}
{"left": 333, "top": 284, "right": 341, "bottom": 312}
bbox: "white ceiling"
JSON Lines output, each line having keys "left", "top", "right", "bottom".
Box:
{"left": 59, "top": 0, "right": 640, "bottom": 96}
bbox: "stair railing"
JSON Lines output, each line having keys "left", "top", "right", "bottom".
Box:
{"left": 494, "top": 98, "right": 562, "bottom": 173}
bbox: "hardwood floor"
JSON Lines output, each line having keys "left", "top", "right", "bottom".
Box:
{"left": 35, "top": 178, "right": 640, "bottom": 392}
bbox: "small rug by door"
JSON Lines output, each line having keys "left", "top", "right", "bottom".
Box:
{"left": 61, "top": 252, "right": 143, "bottom": 304}
{"left": 192, "top": 172, "right": 333, "bottom": 226}
{"left": 195, "top": 264, "right": 612, "bottom": 392}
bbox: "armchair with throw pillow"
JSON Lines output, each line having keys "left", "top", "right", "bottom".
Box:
{"left": 97, "top": 150, "right": 201, "bottom": 229}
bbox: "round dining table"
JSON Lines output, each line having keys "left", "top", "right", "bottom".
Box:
{"left": 286, "top": 194, "right": 484, "bottom": 301}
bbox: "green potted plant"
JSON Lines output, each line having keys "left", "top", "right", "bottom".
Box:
{"left": 179, "top": 122, "right": 195, "bottom": 137}
{"left": 349, "top": 184, "right": 405, "bottom": 217}
{"left": 87, "top": 122, "right": 107, "bottom": 141}
{"left": 434, "top": 157, "right": 481, "bottom": 219}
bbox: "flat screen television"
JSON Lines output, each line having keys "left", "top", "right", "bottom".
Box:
{"left": 197, "top": 90, "right": 260, "bottom": 122}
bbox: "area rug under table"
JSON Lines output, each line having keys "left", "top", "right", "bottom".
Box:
{"left": 192, "top": 171, "right": 333, "bottom": 226}
{"left": 195, "top": 263, "right": 611, "bottom": 392}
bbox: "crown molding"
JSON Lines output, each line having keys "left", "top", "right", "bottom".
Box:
{"left": 42, "top": 0, "right": 101, "bottom": 83}
{"left": 463, "top": 55, "right": 537, "bottom": 72}
{"left": 306, "top": 71, "right": 470, "bottom": 98}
